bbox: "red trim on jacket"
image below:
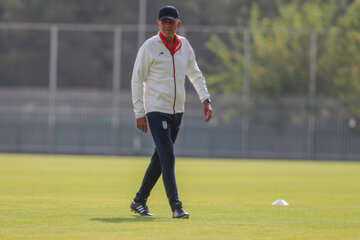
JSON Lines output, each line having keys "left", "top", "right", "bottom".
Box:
{"left": 159, "top": 32, "right": 182, "bottom": 55}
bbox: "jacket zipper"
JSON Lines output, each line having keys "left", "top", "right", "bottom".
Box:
{"left": 171, "top": 54, "right": 176, "bottom": 114}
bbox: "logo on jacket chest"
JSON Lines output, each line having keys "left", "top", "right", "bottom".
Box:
{"left": 158, "top": 50, "right": 183, "bottom": 56}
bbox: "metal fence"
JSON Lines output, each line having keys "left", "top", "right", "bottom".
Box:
{"left": 0, "top": 22, "right": 359, "bottom": 160}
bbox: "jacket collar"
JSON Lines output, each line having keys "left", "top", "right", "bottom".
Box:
{"left": 158, "top": 32, "right": 182, "bottom": 55}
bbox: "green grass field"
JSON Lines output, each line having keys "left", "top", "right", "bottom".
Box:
{"left": 0, "top": 153, "right": 359, "bottom": 240}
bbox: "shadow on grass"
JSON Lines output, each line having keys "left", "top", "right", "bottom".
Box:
{"left": 91, "top": 216, "right": 166, "bottom": 223}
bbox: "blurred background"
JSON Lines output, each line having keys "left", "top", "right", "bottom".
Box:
{"left": 0, "top": 0, "right": 359, "bottom": 160}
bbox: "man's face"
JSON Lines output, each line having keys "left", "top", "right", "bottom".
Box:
{"left": 157, "top": 18, "right": 181, "bottom": 38}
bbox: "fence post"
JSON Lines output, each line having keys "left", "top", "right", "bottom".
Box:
{"left": 308, "top": 31, "right": 318, "bottom": 159}
{"left": 111, "top": 26, "right": 122, "bottom": 153}
{"left": 241, "top": 28, "right": 251, "bottom": 158}
{"left": 138, "top": 0, "right": 147, "bottom": 48}
{"left": 48, "top": 25, "right": 58, "bottom": 152}
{"left": 179, "top": 26, "right": 187, "bottom": 38}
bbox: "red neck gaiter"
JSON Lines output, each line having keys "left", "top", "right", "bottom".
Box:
{"left": 159, "top": 32, "right": 182, "bottom": 55}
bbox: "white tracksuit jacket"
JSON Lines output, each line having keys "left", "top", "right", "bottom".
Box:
{"left": 131, "top": 33, "right": 210, "bottom": 119}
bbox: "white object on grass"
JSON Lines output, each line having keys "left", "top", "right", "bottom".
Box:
{"left": 272, "top": 199, "right": 289, "bottom": 206}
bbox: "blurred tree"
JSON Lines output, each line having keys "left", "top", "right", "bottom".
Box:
{"left": 0, "top": 0, "right": 137, "bottom": 24}
{"left": 203, "top": 0, "right": 360, "bottom": 117}
{"left": 318, "top": 0, "right": 360, "bottom": 117}
{"left": 0, "top": 29, "right": 50, "bottom": 87}
{"left": 0, "top": 0, "right": 132, "bottom": 88}
{"left": 0, "top": 0, "right": 275, "bottom": 88}
{"left": 148, "top": 0, "right": 278, "bottom": 25}
{"left": 57, "top": 31, "right": 113, "bottom": 89}
{"left": 0, "top": 0, "right": 358, "bottom": 94}
{"left": 249, "top": 0, "right": 338, "bottom": 97}
{"left": 204, "top": 0, "right": 339, "bottom": 96}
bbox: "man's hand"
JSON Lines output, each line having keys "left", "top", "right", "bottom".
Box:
{"left": 203, "top": 101, "right": 213, "bottom": 122}
{"left": 136, "top": 117, "right": 147, "bottom": 133}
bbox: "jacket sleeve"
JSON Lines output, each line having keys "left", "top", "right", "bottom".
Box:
{"left": 185, "top": 42, "right": 210, "bottom": 103}
{"left": 131, "top": 43, "right": 151, "bottom": 118}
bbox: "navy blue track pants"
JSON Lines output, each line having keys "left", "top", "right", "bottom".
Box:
{"left": 134, "top": 112, "right": 183, "bottom": 205}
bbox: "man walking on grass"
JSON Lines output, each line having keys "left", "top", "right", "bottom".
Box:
{"left": 130, "top": 5, "right": 212, "bottom": 219}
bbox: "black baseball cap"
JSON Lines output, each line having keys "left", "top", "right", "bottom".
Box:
{"left": 158, "top": 6, "right": 180, "bottom": 21}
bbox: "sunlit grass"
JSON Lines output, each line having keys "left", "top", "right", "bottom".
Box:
{"left": 0, "top": 154, "right": 359, "bottom": 240}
